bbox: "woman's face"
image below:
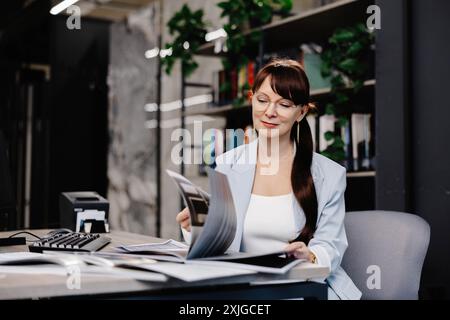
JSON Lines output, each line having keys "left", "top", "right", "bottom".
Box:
{"left": 252, "top": 76, "right": 306, "bottom": 140}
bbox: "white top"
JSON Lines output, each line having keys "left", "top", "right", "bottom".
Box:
{"left": 241, "top": 192, "right": 306, "bottom": 254}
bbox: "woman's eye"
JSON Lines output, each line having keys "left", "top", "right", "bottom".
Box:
{"left": 257, "top": 99, "right": 267, "bottom": 103}
{"left": 280, "top": 104, "right": 291, "bottom": 108}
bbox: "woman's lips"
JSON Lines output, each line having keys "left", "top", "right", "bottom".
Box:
{"left": 261, "top": 120, "right": 279, "bottom": 129}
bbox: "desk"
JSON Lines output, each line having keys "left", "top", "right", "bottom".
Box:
{"left": 0, "top": 229, "right": 329, "bottom": 300}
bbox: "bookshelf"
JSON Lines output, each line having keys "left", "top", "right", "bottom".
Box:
{"left": 184, "top": 79, "right": 376, "bottom": 117}
{"left": 346, "top": 171, "right": 375, "bottom": 178}
{"left": 181, "top": 0, "right": 376, "bottom": 211}
{"left": 197, "top": 0, "right": 373, "bottom": 57}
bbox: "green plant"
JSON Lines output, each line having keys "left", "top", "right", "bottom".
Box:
{"left": 161, "top": 4, "right": 208, "bottom": 77}
{"left": 217, "top": 0, "right": 292, "bottom": 107}
{"left": 320, "top": 23, "right": 375, "bottom": 162}
{"left": 270, "top": 0, "right": 293, "bottom": 16}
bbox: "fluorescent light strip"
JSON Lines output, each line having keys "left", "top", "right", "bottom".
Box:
{"left": 145, "top": 48, "right": 160, "bottom": 59}
{"left": 184, "top": 94, "right": 213, "bottom": 107}
{"left": 145, "top": 115, "right": 215, "bottom": 129}
{"left": 144, "top": 103, "right": 158, "bottom": 113}
{"left": 159, "top": 47, "right": 172, "bottom": 58}
{"left": 161, "top": 100, "right": 182, "bottom": 112}
{"left": 144, "top": 94, "right": 213, "bottom": 113}
{"left": 50, "top": 0, "right": 81, "bottom": 15}
{"left": 205, "top": 28, "right": 227, "bottom": 42}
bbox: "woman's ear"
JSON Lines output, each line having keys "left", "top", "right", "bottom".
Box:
{"left": 296, "top": 105, "right": 308, "bottom": 122}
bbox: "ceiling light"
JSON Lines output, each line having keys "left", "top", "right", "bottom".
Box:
{"left": 50, "top": 0, "right": 81, "bottom": 15}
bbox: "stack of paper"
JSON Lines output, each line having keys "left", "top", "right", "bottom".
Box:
{"left": 0, "top": 252, "right": 167, "bottom": 282}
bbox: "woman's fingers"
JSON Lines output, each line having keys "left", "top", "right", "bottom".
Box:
{"left": 176, "top": 208, "right": 190, "bottom": 223}
{"left": 176, "top": 208, "right": 191, "bottom": 232}
{"left": 284, "top": 242, "right": 307, "bottom": 259}
{"left": 284, "top": 242, "right": 304, "bottom": 252}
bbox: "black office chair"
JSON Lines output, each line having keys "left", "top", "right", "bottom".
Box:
{"left": 0, "top": 131, "right": 15, "bottom": 230}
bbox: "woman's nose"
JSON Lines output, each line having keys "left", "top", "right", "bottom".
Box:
{"left": 265, "top": 101, "right": 277, "bottom": 118}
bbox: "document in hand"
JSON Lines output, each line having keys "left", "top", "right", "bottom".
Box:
{"left": 116, "top": 168, "right": 304, "bottom": 274}
{"left": 166, "top": 167, "right": 237, "bottom": 259}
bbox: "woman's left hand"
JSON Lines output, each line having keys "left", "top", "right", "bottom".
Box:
{"left": 284, "top": 242, "right": 315, "bottom": 262}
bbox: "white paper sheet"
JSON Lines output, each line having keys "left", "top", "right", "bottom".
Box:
{"left": 136, "top": 261, "right": 256, "bottom": 282}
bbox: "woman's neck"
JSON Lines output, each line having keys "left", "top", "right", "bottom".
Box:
{"left": 257, "top": 134, "right": 293, "bottom": 161}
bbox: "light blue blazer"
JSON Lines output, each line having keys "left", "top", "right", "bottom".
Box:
{"left": 213, "top": 139, "right": 362, "bottom": 300}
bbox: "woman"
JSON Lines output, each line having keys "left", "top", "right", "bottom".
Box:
{"left": 176, "top": 59, "right": 361, "bottom": 300}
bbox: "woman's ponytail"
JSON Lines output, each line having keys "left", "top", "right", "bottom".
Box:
{"left": 291, "top": 117, "right": 318, "bottom": 244}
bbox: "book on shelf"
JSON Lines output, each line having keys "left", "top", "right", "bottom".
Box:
{"left": 317, "top": 113, "right": 375, "bottom": 173}
{"left": 319, "top": 114, "right": 336, "bottom": 152}
{"left": 214, "top": 60, "right": 257, "bottom": 107}
{"left": 230, "top": 67, "right": 238, "bottom": 102}
{"left": 260, "top": 44, "right": 331, "bottom": 92}
{"left": 351, "top": 113, "right": 373, "bottom": 171}
{"left": 237, "top": 64, "right": 246, "bottom": 99}
{"left": 247, "top": 60, "right": 255, "bottom": 99}
{"left": 116, "top": 168, "right": 303, "bottom": 274}
{"left": 300, "top": 44, "right": 332, "bottom": 91}
{"left": 214, "top": 69, "right": 232, "bottom": 106}
{"left": 262, "top": 47, "right": 302, "bottom": 68}
{"left": 340, "top": 117, "right": 352, "bottom": 170}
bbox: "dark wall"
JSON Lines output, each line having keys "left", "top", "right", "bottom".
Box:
{"left": 0, "top": 0, "right": 52, "bottom": 229}
{"left": 376, "top": 0, "right": 450, "bottom": 299}
{"left": 48, "top": 16, "right": 110, "bottom": 227}
{"left": 375, "top": 0, "right": 411, "bottom": 211}
{"left": 411, "top": 0, "right": 450, "bottom": 299}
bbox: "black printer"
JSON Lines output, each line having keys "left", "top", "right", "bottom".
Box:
{"left": 59, "top": 191, "right": 109, "bottom": 233}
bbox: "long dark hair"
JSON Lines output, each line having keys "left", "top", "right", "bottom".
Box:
{"left": 252, "top": 58, "right": 318, "bottom": 244}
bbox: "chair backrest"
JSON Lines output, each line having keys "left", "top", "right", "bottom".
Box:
{"left": 341, "top": 210, "right": 430, "bottom": 300}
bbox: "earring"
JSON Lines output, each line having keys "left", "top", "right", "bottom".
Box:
{"left": 296, "top": 121, "right": 300, "bottom": 143}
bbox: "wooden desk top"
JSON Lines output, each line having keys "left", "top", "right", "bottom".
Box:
{"left": 0, "top": 229, "right": 329, "bottom": 300}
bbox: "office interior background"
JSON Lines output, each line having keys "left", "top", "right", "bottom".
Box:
{"left": 0, "top": 0, "right": 449, "bottom": 299}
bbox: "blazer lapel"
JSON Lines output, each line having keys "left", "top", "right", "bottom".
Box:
{"left": 310, "top": 158, "right": 326, "bottom": 224}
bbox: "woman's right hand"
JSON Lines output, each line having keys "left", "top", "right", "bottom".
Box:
{"left": 176, "top": 207, "right": 191, "bottom": 232}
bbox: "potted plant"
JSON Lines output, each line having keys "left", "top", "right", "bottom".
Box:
{"left": 217, "top": 0, "right": 293, "bottom": 107}
{"left": 320, "top": 23, "right": 375, "bottom": 163}
{"left": 161, "top": 4, "right": 208, "bottom": 77}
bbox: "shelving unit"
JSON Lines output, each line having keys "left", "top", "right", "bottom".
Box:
{"left": 197, "top": 0, "right": 372, "bottom": 57}
{"left": 180, "top": 0, "right": 376, "bottom": 211}
{"left": 184, "top": 79, "right": 375, "bottom": 117}
{"left": 346, "top": 170, "right": 375, "bottom": 178}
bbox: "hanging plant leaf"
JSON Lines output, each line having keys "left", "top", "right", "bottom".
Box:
{"left": 335, "top": 91, "right": 350, "bottom": 105}
{"left": 330, "top": 29, "right": 355, "bottom": 44}
{"left": 320, "top": 23, "right": 374, "bottom": 163}
{"left": 347, "top": 42, "right": 364, "bottom": 56}
{"left": 216, "top": 0, "right": 292, "bottom": 108}
{"left": 162, "top": 4, "right": 208, "bottom": 77}
{"left": 330, "top": 74, "right": 344, "bottom": 88}
{"left": 338, "top": 116, "right": 348, "bottom": 127}
{"left": 338, "top": 58, "right": 359, "bottom": 73}
{"left": 325, "top": 103, "right": 335, "bottom": 115}
{"left": 353, "top": 79, "right": 364, "bottom": 93}
{"left": 324, "top": 131, "right": 335, "bottom": 141}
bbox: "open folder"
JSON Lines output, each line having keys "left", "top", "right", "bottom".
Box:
{"left": 116, "top": 168, "right": 304, "bottom": 274}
